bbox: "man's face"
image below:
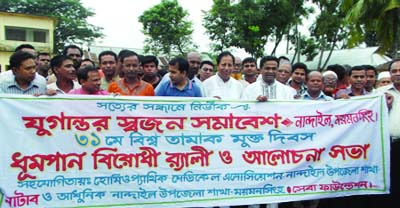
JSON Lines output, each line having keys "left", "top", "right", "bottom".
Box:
{"left": 365, "top": 69, "right": 377, "bottom": 88}
{"left": 66, "top": 48, "right": 82, "bottom": 68}
{"left": 217, "top": 55, "right": 234, "bottom": 82}
{"left": 169, "top": 65, "right": 186, "bottom": 85}
{"left": 100, "top": 55, "right": 117, "bottom": 77}
{"left": 187, "top": 54, "right": 201, "bottom": 75}
{"left": 36, "top": 55, "right": 50, "bottom": 71}
{"left": 377, "top": 78, "right": 392, "bottom": 87}
{"left": 323, "top": 74, "right": 337, "bottom": 93}
{"left": 261, "top": 60, "right": 278, "bottom": 84}
{"left": 82, "top": 71, "right": 101, "bottom": 94}
{"left": 307, "top": 73, "right": 323, "bottom": 93}
{"left": 198, "top": 63, "right": 214, "bottom": 81}
{"left": 233, "top": 58, "right": 242, "bottom": 74}
{"left": 276, "top": 64, "right": 291, "bottom": 84}
{"left": 143, "top": 62, "right": 158, "bottom": 77}
{"left": 390, "top": 61, "right": 400, "bottom": 85}
{"left": 349, "top": 70, "right": 367, "bottom": 90}
{"left": 13, "top": 58, "right": 36, "bottom": 83}
{"left": 242, "top": 62, "right": 257, "bottom": 76}
{"left": 55, "top": 59, "right": 76, "bottom": 81}
{"left": 291, "top": 68, "right": 306, "bottom": 85}
{"left": 122, "top": 56, "right": 140, "bottom": 80}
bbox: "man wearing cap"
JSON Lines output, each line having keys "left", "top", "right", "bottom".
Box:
{"left": 376, "top": 71, "right": 392, "bottom": 88}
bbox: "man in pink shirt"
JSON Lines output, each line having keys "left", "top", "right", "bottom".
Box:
{"left": 68, "top": 65, "right": 109, "bottom": 95}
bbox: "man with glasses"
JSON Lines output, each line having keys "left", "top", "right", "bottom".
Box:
{"left": 197, "top": 60, "right": 214, "bottom": 82}
{"left": 322, "top": 70, "right": 338, "bottom": 97}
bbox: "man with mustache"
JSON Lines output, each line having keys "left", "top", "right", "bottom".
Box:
{"left": 47, "top": 55, "right": 80, "bottom": 94}
{"left": 335, "top": 65, "right": 368, "bottom": 99}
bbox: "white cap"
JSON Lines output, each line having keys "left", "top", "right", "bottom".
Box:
{"left": 378, "top": 71, "right": 390, "bottom": 80}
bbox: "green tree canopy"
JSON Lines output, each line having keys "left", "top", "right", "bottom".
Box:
{"left": 138, "top": 0, "right": 197, "bottom": 58}
{"left": 342, "top": 0, "right": 400, "bottom": 58}
{"left": 0, "top": 0, "right": 104, "bottom": 53}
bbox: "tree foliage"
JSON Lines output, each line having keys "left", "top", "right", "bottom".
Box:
{"left": 0, "top": 0, "right": 104, "bottom": 53}
{"left": 138, "top": 0, "right": 197, "bottom": 58}
{"left": 203, "top": 0, "right": 311, "bottom": 58}
{"left": 341, "top": 0, "right": 400, "bottom": 58}
{"left": 310, "top": 0, "right": 349, "bottom": 70}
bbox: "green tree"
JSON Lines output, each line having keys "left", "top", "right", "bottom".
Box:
{"left": 0, "top": 0, "right": 104, "bottom": 53}
{"left": 311, "top": 0, "right": 349, "bottom": 71}
{"left": 202, "top": 0, "right": 235, "bottom": 53}
{"left": 342, "top": 0, "right": 400, "bottom": 58}
{"left": 138, "top": 0, "right": 197, "bottom": 58}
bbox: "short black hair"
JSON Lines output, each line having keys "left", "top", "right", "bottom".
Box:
{"left": 216, "top": 51, "right": 235, "bottom": 65}
{"left": 37, "top": 52, "right": 50, "bottom": 57}
{"left": 141, "top": 55, "right": 159, "bottom": 67}
{"left": 362, "top": 65, "right": 377, "bottom": 75}
{"left": 77, "top": 65, "right": 98, "bottom": 84}
{"left": 15, "top": 44, "right": 35, "bottom": 52}
{"left": 117, "top": 49, "right": 131, "bottom": 62}
{"left": 169, "top": 57, "right": 189, "bottom": 73}
{"left": 98, "top": 50, "right": 117, "bottom": 63}
{"left": 242, "top": 57, "right": 256, "bottom": 65}
{"left": 62, "top": 45, "right": 83, "bottom": 56}
{"left": 349, "top": 65, "right": 366, "bottom": 76}
{"left": 81, "top": 58, "right": 95, "bottom": 67}
{"left": 50, "top": 55, "right": 72, "bottom": 70}
{"left": 119, "top": 50, "right": 139, "bottom": 63}
{"left": 259, "top": 56, "right": 279, "bottom": 69}
{"left": 292, "top": 62, "right": 308, "bottom": 75}
{"left": 9, "top": 51, "right": 35, "bottom": 69}
{"left": 200, "top": 60, "right": 214, "bottom": 69}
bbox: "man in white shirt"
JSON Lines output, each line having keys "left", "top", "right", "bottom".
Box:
{"left": 242, "top": 56, "right": 296, "bottom": 101}
{"left": 202, "top": 51, "right": 244, "bottom": 99}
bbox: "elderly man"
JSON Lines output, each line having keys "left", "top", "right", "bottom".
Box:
{"left": 0, "top": 51, "right": 46, "bottom": 95}
{"left": 322, "top": 70, "right": 338, "bottom": 97}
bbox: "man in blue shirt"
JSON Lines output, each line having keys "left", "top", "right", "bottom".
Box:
{"left": 155, "top": 57, "right": 202, "bottom": 97}
{"left": 0, "top": 51, "right": 46, "bottom": 95}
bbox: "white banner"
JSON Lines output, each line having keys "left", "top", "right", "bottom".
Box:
{"left": 0, "top": 94, "right": 390, "bottom": 207}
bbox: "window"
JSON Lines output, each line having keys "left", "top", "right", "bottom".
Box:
{"left": 5, "top": 27, "right": 49, "bottom": 43}
{"left": 5, "top": 28, "right": 26, "bottom": 41}
{"left": 33, "top": 31, "right": 46, "bottom": 43}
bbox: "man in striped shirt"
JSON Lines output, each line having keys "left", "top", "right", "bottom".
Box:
{"left": 0, "top": 51, "right": 46, "bottom": 95}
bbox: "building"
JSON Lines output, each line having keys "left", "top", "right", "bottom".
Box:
{"left": 0, "top": 12, "right": 56, "bottom": 72}
{"left": 280, "top": 47, "right": 392, "bottom": 71}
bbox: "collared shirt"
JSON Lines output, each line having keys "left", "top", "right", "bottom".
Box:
{"left": 0, "top": 72, "right": 47, "bottom": 95}
{"left": 68, "top": 88, "right": 109, "bottom": 95}
{"left": 101, "top": 76, "right": 119, "bottom": 91}
{"left": 241, "top": 79, "right": 296, "bottom": 100}
{"left": 301, "top": 91, "right": 334, "bottom": 101}
{"left": 155, "top": 79, "right": 202, "bottom": 97}
{"left": 155, "top": 73, "right": 206, "bottom": 97}
{"left": 108, "top": 79, "right": 154, "bottom": 96}
{"left": 47, "top": 81, "right": 81, "bottom": 94}
{"left": 375, "top": 84, "right": 400, "bottom": 138}
{"left": 335, "top": 87, "right": 369, "bottom": 99}
{"left": 288, "top": 79, "right": 307, "bottom": 96}
{"left": 203, "top": 74, "right": 244, "bottom": 99}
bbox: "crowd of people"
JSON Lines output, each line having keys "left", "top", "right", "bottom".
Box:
{"left": 0, "top": 43, "right": 399, "bottom": 208}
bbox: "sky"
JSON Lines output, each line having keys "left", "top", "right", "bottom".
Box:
{"left": 80, "top": 0, "right": 315, "bottom": 58}
{"left": 81, "top": 0, "right": 214, "bottom": 52}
